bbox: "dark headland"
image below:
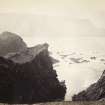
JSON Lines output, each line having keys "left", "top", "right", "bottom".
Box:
{"left": 0, "top": 31, "right": 66, "bottom": 104}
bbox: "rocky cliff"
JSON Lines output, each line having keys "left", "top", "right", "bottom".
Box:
{"left": 72, "top": 70, "right": 105, "bottom": 101}
{"left": 0, "top": 32, "right": 66, "bottom": 104}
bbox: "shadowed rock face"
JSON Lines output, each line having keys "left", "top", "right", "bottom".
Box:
{"left": 0, "top": 32, "right": 66, "bottom": 104}
{"left": 0, "top": 31, "right": 27, "bottom": 56}
{"left": 72, "top": 70, "right": 105, "bottom": 101}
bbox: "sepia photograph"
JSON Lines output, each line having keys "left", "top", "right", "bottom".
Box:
{"left": 0, "top": 0, "right": 105, "bottom": 105}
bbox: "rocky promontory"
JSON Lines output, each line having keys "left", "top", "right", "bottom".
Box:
{"left": 0, "top": 32, "right": 66, "bottom": 104}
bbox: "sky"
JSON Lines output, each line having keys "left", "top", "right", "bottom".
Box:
{"left": 0, "top": 0, "right": 105, "bottom": 44}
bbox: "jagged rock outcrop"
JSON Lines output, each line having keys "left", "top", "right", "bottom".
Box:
{"left": 72, "top": 70, "right": 105, "bottom": 101}
{"left": 0, "top": 31, "right": 27, "bottom": 56}
{"left": 0, "top": 32, "right": 66, "bottom": 104}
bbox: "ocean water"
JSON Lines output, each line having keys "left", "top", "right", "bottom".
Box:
{"left": 51, "top": 50, "right": 105, "bottom": 101}
{"left": 24, "top": 37, "right": 105, "bottom": 101}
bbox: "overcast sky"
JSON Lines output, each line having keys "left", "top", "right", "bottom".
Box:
{"left": 0, "top": 0, "right": 105, "bottom": 41}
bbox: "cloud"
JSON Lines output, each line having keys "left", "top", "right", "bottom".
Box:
{"left": 0, "top": 13, "right": 105, "bottom": 40}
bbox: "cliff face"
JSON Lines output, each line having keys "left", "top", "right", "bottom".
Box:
{"left": 0, "top": 32, "right": 66, "bottom": 104}
{"left": 72, "top": 70, "right": 105, "bottom": 101}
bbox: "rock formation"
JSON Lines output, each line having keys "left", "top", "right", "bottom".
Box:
{"left": 72, "top": 70, "right": 105, "bottom": 101}
{"left": 0, "top": 32, "right": 66, "bottom": 104}
{"left": 0, "top": 31, "right": 27, "bottom": 56}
